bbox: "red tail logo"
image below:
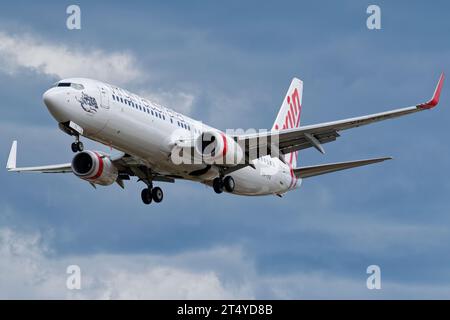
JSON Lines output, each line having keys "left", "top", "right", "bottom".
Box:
{"left": 279, "top": 88, "right": 301, "bottom": 166}
{"left": 275, "top": 88, "right": 302, "bottom": 131}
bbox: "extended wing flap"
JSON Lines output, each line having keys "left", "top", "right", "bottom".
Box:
{"left": 294, "top": 157, "right": 392, "bottom": 179}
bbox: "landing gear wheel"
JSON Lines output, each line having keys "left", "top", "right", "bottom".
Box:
{"left": 223, "top": 176, "right": 235, "bottom": 192}
{"left": 141, "top": 188, "right": 152, "bottom": 205}
{"left": 71, "top": 141, "right": 84, "bottom": 153}
{"left": 213, "top": 177, "right": 224, "bottom": 194}
{"left": 152, "top": 187, "right": 164, "bottom": 203}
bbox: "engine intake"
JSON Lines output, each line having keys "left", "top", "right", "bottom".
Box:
{"left": 71, "top": 151, "right": 118, "bottom": 186}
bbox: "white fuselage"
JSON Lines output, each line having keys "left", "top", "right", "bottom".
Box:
{"left": 42, "top": 78, "right": 300, "bottom": 196}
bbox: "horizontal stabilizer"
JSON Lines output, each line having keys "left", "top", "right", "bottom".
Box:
{"left": 294, "top": 157, "right": 392, "bottom": 179}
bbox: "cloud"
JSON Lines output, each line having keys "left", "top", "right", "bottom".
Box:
{"left": 0, "top": 228, "right": 251, "bottom": 299}
{"left": 3, "top": 227, "right": 450, "bottom": 299}
{"left": 0, "top": 31, "right": 141, "bottom": 85}
{"left": 0, "top": 30, "right": 198, "bottom": 116}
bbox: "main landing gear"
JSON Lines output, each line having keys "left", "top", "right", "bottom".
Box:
{"left": 71, "top": 136, "right": 84, "bottom": 153}
{"left": 213, "top": 176, "right": 235, "bottom": 194}
{"left": 141, "top": 186, "right": 164, "bottom": 205}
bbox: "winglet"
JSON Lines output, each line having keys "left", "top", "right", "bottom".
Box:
{"left": 6, "top": 140, "right": 17, "bottom": 170}
{"left": 418, "top": 72, "right": 445, "bottom": 109}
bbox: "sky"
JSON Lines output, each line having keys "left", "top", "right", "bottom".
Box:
{"left": 0, "top": 0, "right": 450, "bottom": 299}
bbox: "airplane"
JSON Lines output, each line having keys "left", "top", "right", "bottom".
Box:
{"left": 5, "top": 73, "right": 444, "bottom": 205}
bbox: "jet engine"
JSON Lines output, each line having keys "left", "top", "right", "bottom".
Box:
{"left": 195, "top": 131, "right": 244, "bottom": 165}
{"left": 71, "top": 151, "right": 118, "bottom": 186}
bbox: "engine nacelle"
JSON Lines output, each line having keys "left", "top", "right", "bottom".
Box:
{"left": 71, "top": 151, "right": 118, "bottom": 186}
{"left": 195, "top": 131, "right": 244, "bottom": 165}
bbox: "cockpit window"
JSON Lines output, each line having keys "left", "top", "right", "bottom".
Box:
{"left": 71, "top": 83, "right": 84, "bottom": 90}
{"left": 57, "top": 82, "right": 84, "bottom": 90}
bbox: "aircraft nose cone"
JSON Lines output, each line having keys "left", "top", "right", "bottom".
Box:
{"left": 42, "top": 88, "right": 69, "bottom": 122}
{"left": 43, "top": 88, "right": 57, "bottom": 108}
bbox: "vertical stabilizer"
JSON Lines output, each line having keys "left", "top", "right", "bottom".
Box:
{"left": 272, "top": 78, "right": 303, "bottom": 167}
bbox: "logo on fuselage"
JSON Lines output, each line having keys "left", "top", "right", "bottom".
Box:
{"left": 76, "top": 92, "right": 98, "bottom": 114}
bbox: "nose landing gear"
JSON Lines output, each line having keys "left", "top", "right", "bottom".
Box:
{"left": 58, "top": 122, "right": 84, "bottom": 153}
{"left": 71, "top": 136, "right": 84, "bottom": 153}
{"left": 71, "top": 141, "right": 84, "bottom": 153}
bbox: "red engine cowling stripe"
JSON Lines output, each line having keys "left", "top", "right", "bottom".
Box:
{"left": 90, "top": 152, "right": 104, "bottom": 180}
{"left": 221, "top": 133, "right": 227, "bottom": 157}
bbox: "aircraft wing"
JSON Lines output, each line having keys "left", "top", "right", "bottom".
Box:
{"left": 294, "top": 157, "right": 392, "bottom": 179}
{"left": 234, "top": 73, "right": 444, "bottom": 159}
{"left": 110, "top": 152, "right": 176, "bottom": 184}
{"left": 6, "top": 141, "right": 72, "bottom": 173}
{"left": 6, "top": 141, "right": 175, "bottom": 185}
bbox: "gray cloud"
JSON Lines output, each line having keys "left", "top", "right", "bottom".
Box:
{"left": 0, "top": 31, "right": 142, "bottom": 85}
{"left": 3, "top": 227, "right": 450, "bottom": 299}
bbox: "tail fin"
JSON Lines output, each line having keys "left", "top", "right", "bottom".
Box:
{"left": 272, "top": 77, "right": 303, "bottom": 167}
